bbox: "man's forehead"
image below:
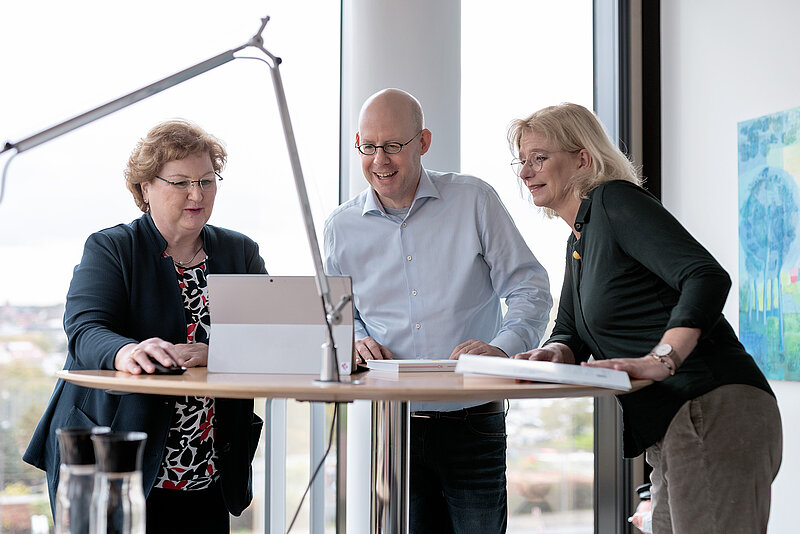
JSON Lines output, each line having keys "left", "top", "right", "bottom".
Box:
{"left": 363, "top": 91, "right": 417, "bottom": 117}
{"left": 358, "top": 111, "right": 415, "bottom": 141}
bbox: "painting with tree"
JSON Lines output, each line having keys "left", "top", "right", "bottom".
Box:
{"left": 738, "top": 105, "right": 800, "bottom": 380}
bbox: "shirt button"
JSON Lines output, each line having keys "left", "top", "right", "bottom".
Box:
{"left": 411, "top": 290, "right": 418, "bottom": 296}
{"left": 402, "top": 222, "right": 407, "bottom": 228}
{"left": 415, "top": 323, "right": 421, "bottom": 329}
{"left": 407, "top": 255, "right": 412, "bottom": 261}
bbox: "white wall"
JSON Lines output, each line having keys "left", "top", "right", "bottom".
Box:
{"left": 660, "top": 1, "right": 800, "bottom": 530}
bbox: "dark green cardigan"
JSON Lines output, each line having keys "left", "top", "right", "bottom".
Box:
{"left": 545, "top": 180, "right": 773, "bottom": 457}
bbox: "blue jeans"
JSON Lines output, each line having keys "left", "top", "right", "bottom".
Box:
{"left": 410, "top": 406, "right": 507, "bottom": 534}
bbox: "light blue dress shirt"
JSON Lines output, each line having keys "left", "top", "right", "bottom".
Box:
{"left": 324, "top": 168, "right": 552, "bottom": 411}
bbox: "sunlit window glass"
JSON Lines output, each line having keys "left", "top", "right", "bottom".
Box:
{"left": 461, "top": 2, "right": 594, "bottom": 532}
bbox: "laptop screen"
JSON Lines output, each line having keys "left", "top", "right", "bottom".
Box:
{"left": 206, "top": 274, "right": 354, "bottom": 375}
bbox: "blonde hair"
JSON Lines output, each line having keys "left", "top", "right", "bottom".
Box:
{"left": 508, "top": 103, "right": 640, "bottom": 216}
{"left": 124, "top": 119, "right": 227, "bottom": 212}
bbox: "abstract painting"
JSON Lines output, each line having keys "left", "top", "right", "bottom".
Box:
{"left": 738, "top": 105, "right": 800, "bottom": 381}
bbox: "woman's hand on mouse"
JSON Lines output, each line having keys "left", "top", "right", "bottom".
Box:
{"left": 115, "top": 338, "right": 180, "bottom": 374}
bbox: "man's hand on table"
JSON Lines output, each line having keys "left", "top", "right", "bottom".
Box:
{"left": 449, "top": 340, "right": 507, "bottom": 360}
{"left": 355, "top": 336, "right": 394, "bottom": 363}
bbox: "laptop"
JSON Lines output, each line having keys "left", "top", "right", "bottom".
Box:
{"left": 206, "top": 274, "right": 354, "bottom": 375}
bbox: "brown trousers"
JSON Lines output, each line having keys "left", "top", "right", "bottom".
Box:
{"left": 646, "top": 384, "right": 782, "bottom": 534}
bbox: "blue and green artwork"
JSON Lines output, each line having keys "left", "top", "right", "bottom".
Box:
{"left": 738, "top": 105, "right": 800, "bottom": 381}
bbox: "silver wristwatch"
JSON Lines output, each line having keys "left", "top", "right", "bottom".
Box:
{"left": 650, "top": 343, "right": 677, "bottom": 375}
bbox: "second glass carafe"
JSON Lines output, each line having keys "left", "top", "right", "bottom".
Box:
{"left": 89, "top": 431, "right": 147, "bottom": 534}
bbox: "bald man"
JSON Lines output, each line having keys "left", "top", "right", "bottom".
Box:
{"left": 324, "top": 88, "right": 552, "bottom": 533}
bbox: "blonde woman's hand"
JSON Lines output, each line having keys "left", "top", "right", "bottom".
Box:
{"left": 582, "top": 355, "right": 672, "bottom": 381}
{"left": 514, "top": 343, "right": 576, "bottom": 364}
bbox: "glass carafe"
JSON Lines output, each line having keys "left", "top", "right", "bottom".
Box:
{"left": 89, "top": 431, "right": 147, "bottom": 534}
{"left": 55, "top": 426, "right": 111, "bottom": 534}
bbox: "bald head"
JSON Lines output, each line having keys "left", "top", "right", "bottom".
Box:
{"left": 358, "top": 88, "right": 425, "bottom": 134}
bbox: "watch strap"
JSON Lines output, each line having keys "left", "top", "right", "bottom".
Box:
{"left": 650, "top": 352, "right": 676, "bottom": 376}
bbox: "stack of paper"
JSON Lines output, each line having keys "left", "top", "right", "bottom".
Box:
{"left": 455, "top": 354, "right": 631, "bottom": 391}
{"left": 366, "top": 359, "right": 458, "bottom": 372}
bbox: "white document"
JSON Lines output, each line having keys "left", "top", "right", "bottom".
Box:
{"left": 366, "top": 359, "right": 458, "bottom": 372}
{"left": 455, "top": 354, "right": 632, "bottom": 391}
{"left": 207, "top": 275, "right": 354, "bottom": 375}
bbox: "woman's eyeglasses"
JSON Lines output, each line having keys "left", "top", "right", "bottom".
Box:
{"left": 154, "top": 172, "right": 223, "bottom": 191}
{"left": 510, "top": 154, "right": 550, "bottom": 176}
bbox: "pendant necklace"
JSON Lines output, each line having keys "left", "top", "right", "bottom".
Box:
{"left": 170, "top": 244, "right": 204, "bottom": 267}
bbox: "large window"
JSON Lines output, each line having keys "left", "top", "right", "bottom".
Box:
{"left": 461, "top": 2, "right": 594, "bottom": 532}
{"left": 0, "top": 2, "right": 340, "bottom": 532}
{"left": 3, "top": 1, "right": 613, "bottom": 532}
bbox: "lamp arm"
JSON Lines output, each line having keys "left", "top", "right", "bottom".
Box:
{"left": 263, "top": 60, "right": 336, "bottom": 317}
{"left": 0, "top": 16, "right": 287, "bottom": 155}
{"left": 241, "top": 19, "right": 338, "bottom": 321}
{"left": 1, "top": 48, "right": 244, "bottom": 155}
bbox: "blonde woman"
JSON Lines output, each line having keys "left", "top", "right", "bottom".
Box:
{"left": 510, "top": 103, "right": 781, "bottom": 534}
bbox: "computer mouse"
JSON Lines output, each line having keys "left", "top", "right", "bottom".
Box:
{"left": 148, "top": 358, "right": 187, "bottom": 375}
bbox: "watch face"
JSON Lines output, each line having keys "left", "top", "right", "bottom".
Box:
{"left": 654, "top": 343, "right": 673, "bottom": 356}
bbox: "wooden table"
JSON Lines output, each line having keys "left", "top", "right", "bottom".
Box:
{"left": 57, "top": 368, "right": 650, "bottom": 533}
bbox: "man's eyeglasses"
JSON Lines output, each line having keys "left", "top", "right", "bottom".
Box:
{"left": 356, "top": 130, "right": 422, "bottom": 156}
{"left": 154, "top": 172, "right": 223, "bottom": 191}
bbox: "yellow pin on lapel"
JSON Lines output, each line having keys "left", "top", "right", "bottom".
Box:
{"left": 572, "top": 251, "right": 581, "bottom": 260}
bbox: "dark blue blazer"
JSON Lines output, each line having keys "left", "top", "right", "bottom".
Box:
{"left": 23, "top": 213, "right": 267, "bottom": 516}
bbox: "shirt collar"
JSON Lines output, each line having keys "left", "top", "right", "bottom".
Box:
{"left": 362, "top": 167, "right": 441, "bottom": 216}
{"left": 573, "top": 193, "right": 593, "bottom": 233}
